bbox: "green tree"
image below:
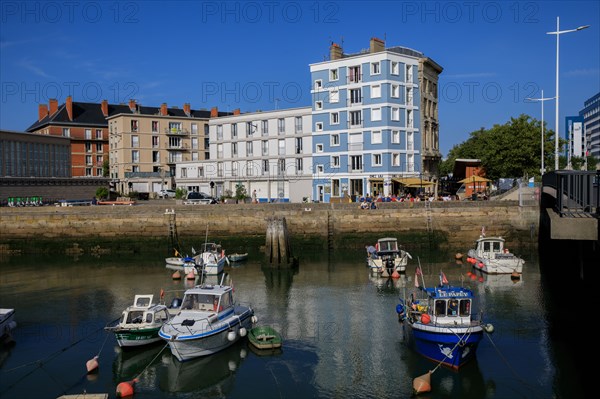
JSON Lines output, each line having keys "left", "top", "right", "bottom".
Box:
{"left": 95, "top": 187, "right": 109, "bottom": 200}
{"left": 102, "top": 158, "right": 109, "bottom": 177}
{"left": 235, "top": 183, "right": 248, "bottom": 200}
{"left": 440, "top": 114, "right": 561, "bottom": 179}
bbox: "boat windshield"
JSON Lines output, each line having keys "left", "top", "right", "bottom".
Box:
{"left": 181, "top": 293, "right": 221, "bottom": 311}
{"left": 433, "top": 299, "right": 471, "bottom": 317}
{"left": 379, "top": 240, "right": 398, "bottom": 252}
{"left": 126, "top": 310, "right": 144, "bottom": 324}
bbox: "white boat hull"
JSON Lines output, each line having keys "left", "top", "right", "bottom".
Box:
{"left": 367, "top": 258, "right": 407, "bottom": 274}
{"left": 467, "top": 250, "right": 523, "bottom": 274}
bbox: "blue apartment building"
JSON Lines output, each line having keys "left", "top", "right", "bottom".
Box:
{"left": 309, "top": 38, "right": 442, "bottom": 202}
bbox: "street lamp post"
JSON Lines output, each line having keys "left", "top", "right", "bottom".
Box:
{"left": 526, "top": 90, "right": 555, "bottom": 175}
{"left": 547, "top": 16, "right": 590, "bottom": 171}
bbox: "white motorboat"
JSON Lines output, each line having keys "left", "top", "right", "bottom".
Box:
{"left": 159, "top": 282, "right": 256, "bottom": 361}
{"left": 194, "top": 243, "right": 229, "bottom": 275}
{"left": 366, "top": 237, "right": 412, "bottom": 275}
{"left": 466, "top": 235, "right": 524, "bottom": 274}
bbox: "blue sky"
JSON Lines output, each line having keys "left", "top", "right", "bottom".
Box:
{"left": 1, "top": 1, "right": 598, "bottom": 155}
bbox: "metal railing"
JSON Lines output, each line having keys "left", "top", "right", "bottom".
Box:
{"left": 543, "top": 170, "right": 599, "bottom": 217}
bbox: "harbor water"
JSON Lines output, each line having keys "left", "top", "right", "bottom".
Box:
{"left": 0, "top": 245, "right": 580, "bottom": 398}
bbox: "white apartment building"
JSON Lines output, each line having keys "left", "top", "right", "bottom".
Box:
{"left": 175, "top": 107, "right": 313, "bottom": 202}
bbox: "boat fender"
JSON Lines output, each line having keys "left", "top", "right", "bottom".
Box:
{"left": 239, "top": 327, "right": 247, "bottom": 337}
{"left": 483, "top": 323, "right": 494, "bottom": 334}
{"left": 421, "top": 314, "right": 431, "bottom": 324}
{"left": 170, "top": 298, "right": 182, "bottom": 308}
{"left": 227, "top": 330, "right": 237, "bottom": 341}
{"left": 251, "top": 315, "right": 258, "bottom": 324}
{"left": 396, "top": 303, "right": 405, "bottom": 316}
{"left": 228, "top": 360, "right": 237, "bottom": 371}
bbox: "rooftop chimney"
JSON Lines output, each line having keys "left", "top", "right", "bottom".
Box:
{"left": 210, "top": 106, "right": 218, "bottom": 118}
{"left": 183, "top": 103, "right": 191, "bottom": 116}
{"left": 160, "top": 103, "right": 168, "bottom": 116}
{"left": 330, "top": 43, "right": 343, "bottom": 60}
{"left": 49, "top": 99, "right": 58, "bottom": 116}
{"left": 370, "top": 37, "right": 385, "bottom": 53}
{"left": 233, "top": 108, "right": 241, "bottom": 115}
{"left": 101, "top": 99, "right": 108, "bottom": 117}
{"left": 38, "top": 104, "right": 48, "bottom": 121}
{"left": 66, "top": 96, "right": 73, "bottom": 121}
{"left": 128, "top": 99, "right": 136, "bottom": 112}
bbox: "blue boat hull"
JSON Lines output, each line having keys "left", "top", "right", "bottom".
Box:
{"left": 404, "top": 322, "right": 483, "bottom": 369}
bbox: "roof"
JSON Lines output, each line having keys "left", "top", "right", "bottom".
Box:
{"left": 27, "top": 101, "right": 232, "bottom": 132}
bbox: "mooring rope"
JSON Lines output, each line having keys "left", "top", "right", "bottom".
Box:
{"left": 133, "top": 342, "right": 171, "bottom": 382}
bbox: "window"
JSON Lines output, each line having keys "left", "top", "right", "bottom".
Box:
{"left": 295, "top": 137, "right": 303, "bottom": 154}
{"left": 132, "top": 165, "right": 139, "bottom": 173}
{"left": 349, "top": 111, "right": 362, "bottom": 127}
{"left": 169, "top": 122, "right": 182, "bottom": 133}
{"left": 316, "top": 143, "right": 324, "bottom": 153}
{"left": 278, "top": 139, "right": 285, "bottom": 155}
{"left": 181, "top": 168, "right": 187, "bottom": 178}
{"left": 96, "top": 143, "right": 103, "bottom": 152}
{"left": 231, "top": 123, "right": 237, "bottom": 138}
{"left": 85, "top": 155, "right": 92, "bottom": 165}
{"left": 392, "top": 153, "right": 400, "bottom": 166}
{"left": 296, "top": 158, "right": 303, "bottom": 173}
{"left": 349, "top": 88, "right": 362, "bottom": 105}
{"left": 261, "top": 120, "right": 269, "bottom": 135}
{"left": 131, "top": 135, "right": 139, "bottom": 148}
{"left": 85, "top": 168, "right": 92, "bottom": 176}
{"left": 217, "top": 144, "right": 223, "bottom": 159}
{"left": 278, "top": 118, "right": 285, "bottom": 134}
{"left": 131, "top": 120, "right": 138, "bottom": 132}
{"left": 331, "top": 134, "right": 340, "bottom": 146}
{"left": 262, "top": 159, "right": 269, "bottom": 175}
{"left": 371, "top": 85, "right": 381, "bottom": 98}
{"left": 62, "top": 128, "right": 70, "bottom": 137}
{"left": 246, "top": 122, "right": 255, "bottom": 136}
{"left": 217, "top": 162, "right": 223, "bottom": 177}
{"left": 95, "top": 129, "right": 102, "bottom": 139}
{"left": 315, "top": 101, "right": 323, "bottom": 110}
{"left": 316, "top": 122, "right": 323, "bottom": 131}
{"left": 217, "top": 125, "right": 223, "bottom": 140}
{"left": 231, "top": 161, "right": 238, "bottom": 176}
{"left": 262, "top": 140, "right": 269, "bottom": 155}
{"left": 131, "top": 150, "right": 139, "bottom": 163}
{"left": 391, "top": 107, "right": 400, "bottom": 121}
{"left": 191, "top": 123, "right": 198, "bottom": 134}
{"left": 246, "top": 161, "right": 254, "bottom": 176}
{"left": 96, "top": 168, "right": 102, "bottom": 176}
{"left": 198, "top": 166, "right": 204, "bottom": 177}
{"left": 278, "top": 158, "right": 286, "bottom": 174}
{"left": 391, "top": 84, "right": 400, "bottom": 98}
{"left": 371, "top": 108, "right": 381, "bottom": 122}
{"left": 349, "top": 65, "right": 361, "bottom": 83}
{"left": 332, "top": 179, "right": 340, "bottom": 196}
{"left": 331, "top": 155, "right": 340, "bottom": 168}
{"left": 152, "top": 151, "right": 160, "bottom": 163}
{"left": 330, "top": 89, "right": 339, "bottom": 103}
{"left": 391, "top": 61, "right": 399, "bottom": 75}
{"left": 350, "top": 155, "right": 362, "bottom": 171}
{"left": 316, "top": 164, "right": 324, "bottom": 173}
{"left": 407, "top": 109, "right": 413, "bottom": 127}
{"left": 406, "top": 87, "right": 413, "bottom": 104}
{"left": 192, "top": 152, "right": 199, "bottom": 161}
{"left": 152, "top": 121, "right": 159, "bottom": 132}
{"left": 191, "top": 137, "right": 198, "bottom": 150}
{"left": 314, "top": 80, "right": 323, "bottom": 90}
{"left": 246, "top": 141, "right": 253, "bottom": 156}
{"left": 152, "top": 136, "right": 159, "bottom": 148}
{"left": 372, "top": 153, "right": 382, "bottom": 166}
{"left": 406, "top": 64, "right": 413, "bottom": 82}
{"left": 371, "top": 62, "right": 380, "bottom": 75}
{"left": 392, "top": 130, "right": 400, "bottom": 144}
{"left": 330, "top": 68, "right": 339, "bottom": 81}
{"left": 96, "top": 155, "right": 103, "bottom": 166}
{"left": 85, "top": 143, "right": 92, "bottom": 153}
{"left": 372, "top": 130, "right": 382, "bottom": 144}
{"left": 407, "top": 131, "right": 414, "bottom": 150}
{"left": 84, "top": 129, "right": 92, "bottom": 140}
{"left": 330, "top": 112, "right": 339, "bottom": 125}
{"left": 295, "top": 116, "right": 303, "bottom": 133}
{"left": 232, "top": 142, "right": 238, "bottom": 156}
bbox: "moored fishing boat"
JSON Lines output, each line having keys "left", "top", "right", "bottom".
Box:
{"left": 366, "top": 237, "right": 412, "bottom": 276}
{"left": 159, "top": 279, "right": 257, "bottom": 361}
{"left": 466, "top": 235, "right": 524, "bottom": 275}
{"left": 396, "top": 268, "right": 493, "bottom": 369}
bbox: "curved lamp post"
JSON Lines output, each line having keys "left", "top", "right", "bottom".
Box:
{"left": 547, "top": 17, "right": 589, "bottom": 171}
{"left": 526, "top": 90, "right": 555, "bottom": 175}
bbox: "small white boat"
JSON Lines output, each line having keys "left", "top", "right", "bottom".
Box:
{"left": 466, "top": 235, "right": 524, "bottom": 275}
{"left": 366, "top": 237, "right": 412, "bottom": 275}
{"left": 105, "top": 295, "right": 174, "bottom": 348}
{"left": 193, "top": 243, "right": 228, "bottom": 275}
{"left": 0, "top": 308, "right": 16, "bottom": 342}
{"left": 159, "top": 282, "right": 257, "bottom": 361}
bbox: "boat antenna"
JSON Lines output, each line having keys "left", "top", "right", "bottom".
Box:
{"left": 417, "top": 257, "right": 426, "bottom": 289}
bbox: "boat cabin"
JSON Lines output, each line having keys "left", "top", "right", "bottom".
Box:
{"left": 475, "top": 236, "right": 510, "bottom": 259}
{"left": 120, "top": 295, "right": 170, "bottom": 326}
{"left": 425, "top": 287, "right": 473, "bottom": 326}
{"left": 376, "top": 237, "right": 399, "bottom": 254}
{"left": 180, "top": 286, "right": 233, "bottom": 313}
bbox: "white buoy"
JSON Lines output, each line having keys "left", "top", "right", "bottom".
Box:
{"left": 484, "top": 323, "right": 495, "bottom": 334}
{"left": 251, "top": 316, "right": 258, "bottom": 324}
{"left": 228, "top": 360, "right": 236, "bottom": 371}
{"left": 239, "top": 327, "right": 247, "bottom": 337}
{"left": 227, "top": 331, "right": 236, "bottom": 341}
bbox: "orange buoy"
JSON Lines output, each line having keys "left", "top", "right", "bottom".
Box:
{"left": 478, "top": 276, "right": 484, "bottom": 282}
{"left": 86, "top": 355, "right": 99, "bottom": 373}
{"left": 478, "top": 262, "right": 484, "bottom": 268}
{"left": 186, "top": 270, "right": 195, "bottom": 280}
{"left": 470, "top": 274, "right": 477, "bottom": 280}
{"left": 391, "top": 270, "right": 400, "bottom": 279}
{"left": 455, "top": 253, "right": 463, "bottom": 260}
{"left": 172, "top": 270, "right": 181, "bottom": 280}
{"left": 466, "top": 271, "right": 473, "bottom": 277}
{"left": 116, "top": 379, "right": 136, "bottom": 398}
{"left": 511, "top": 272, "right": 521, "bottom": 280}
{"left": 421, "top": 314, "right": 431, "bottom": 324}
{"left": 413, "top": 370, "right": 432, "bottom": 394}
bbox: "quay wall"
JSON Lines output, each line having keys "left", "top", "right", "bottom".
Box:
{"left": 0, "top": 201, "right": 539, "bottom": 253}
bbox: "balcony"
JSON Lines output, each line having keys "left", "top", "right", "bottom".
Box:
{"left": 165, "top": 127, "right": 189, "bottom": 135}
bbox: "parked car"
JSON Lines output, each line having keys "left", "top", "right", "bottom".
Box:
{"left": 186, "top": 191, "right": 217, "bottom": 204}
{"left": 158, "top": 189, "right": 176, "bottom": 199}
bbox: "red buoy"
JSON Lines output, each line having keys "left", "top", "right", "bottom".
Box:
{"left": 172, "top": 270, "right": 181, "bottom": 280}
{"left": 116, "top": 379, "right": 136, "bottom": 397}
{"left": 186, "top": 270, "right": 195, "bottom": 280}
{"left": 421, "top": 314, "right": 431, "bottom": 324}
{"left": 86, "top": 356, "right": 99, "bottom": 373}
{"left": 391, "top": 270, "right": 400, "bottom": 279}
{"left": 413, "top": 371, "right": 432, "bottom": 394}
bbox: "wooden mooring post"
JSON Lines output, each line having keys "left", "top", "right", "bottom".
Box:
{"left": 265, "top": 217, "right": 296, "bottom": 266}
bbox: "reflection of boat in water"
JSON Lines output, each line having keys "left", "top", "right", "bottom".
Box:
{"left": 368, "top": 273, "right": 407, "bottom": 293}
{"left": 160, "top": 341, "right": 247, "bottom": 393}
{"left": 468, "top": 269, "right": 524, "bottom": 290}
{"left": 112, "top": 343, "right": 165, "bottom": 382}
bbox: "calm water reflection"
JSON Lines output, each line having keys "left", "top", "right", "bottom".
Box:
{"left": 0, "top": 246, "right": 573, "bottom": 398}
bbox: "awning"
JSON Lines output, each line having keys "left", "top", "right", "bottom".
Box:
{"left": 368, "top": 178, "right": 384, "bottom": 182}
{"left": 458, "top": 176, "right": 491, "bottom": 183}
{"left": 392, "top": 177, "right": 434, "bottom": 186}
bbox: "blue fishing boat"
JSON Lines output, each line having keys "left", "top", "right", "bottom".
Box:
{"left": 396, "top": 270, "right": 493, "bottom": 369}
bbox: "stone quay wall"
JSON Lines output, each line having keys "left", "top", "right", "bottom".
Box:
{"left": 0, "top": 200, "right": 539, "bottom": 252}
